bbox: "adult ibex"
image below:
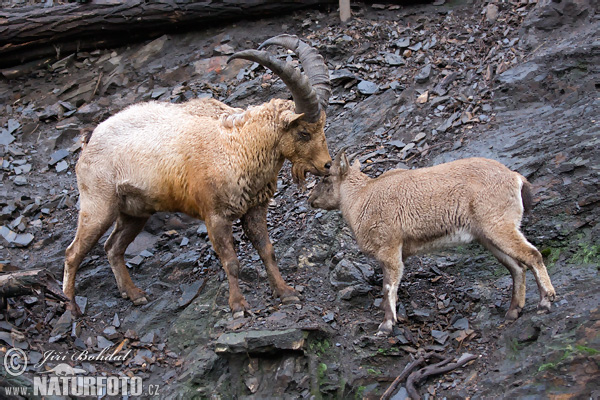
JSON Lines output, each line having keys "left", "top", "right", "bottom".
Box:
{"left": 309, "top": 151, "right": 556, "bottom": 335}
{"left": 63, "top": 35, "right": 332, "bottom": 318}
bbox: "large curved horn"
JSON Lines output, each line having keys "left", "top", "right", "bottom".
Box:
{"left": 259, "top": 35, "right": 331, "bottom": 114}
{"left": 228, "top": 35, "right": 330, "bottom": 123}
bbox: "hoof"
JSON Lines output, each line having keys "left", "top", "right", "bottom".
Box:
{"left": 127, "top": 287, "right": 149, "bottom": 305}
{"left": 282, "top": 295, "right": 300, "bottom": 305}
{"left": 505, "top": 308, "right": 520, "bottom": 321}
{"left": 377, "top": 320, "right": 393, "bottom": 336}
{"left": 67, "top": 300, "right": 82, "bottom": 317}
{"left": 133, "top": 296, "right": 148, "bottom": 306}
{"left": 232, "top": 310, "right": 245, "bottom": 319}
{"left": 538, "top": 298, "right": 552, "bottom": 312}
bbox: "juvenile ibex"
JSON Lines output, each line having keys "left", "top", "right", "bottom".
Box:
{"left": 64, "top": 35, "right": 332, "bottom": 317}
{"left": 309, "top": 151, "right": 556, "bottom": 335}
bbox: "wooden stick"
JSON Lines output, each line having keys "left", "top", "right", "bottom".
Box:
{"left": 380, "top": 352, "right": 443, "bottom": 400}
{"left": 406, "top": 353, "right": 478, "bottom": 399}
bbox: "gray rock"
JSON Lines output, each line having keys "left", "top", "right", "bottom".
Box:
{"left": 55, "top": 160, "right": 69, "bottom": 173}
{"left": 13, "top": 233, "right": 34, "bottom": 247}
{"left": 395, "top": 37, "right": 411, "bottom": 48}
{"left": 7, "top": 119, "right": 20, "bottom": 134}
{"left": 103, "top": 326, "right": 119, "bottom": 340}
{"left": 453, "top": 317, "right": 469, "bottom": 330}
{"left": 330, "top": 69, "right": 357, "bottom": 86}
{"left": 140, "top": 331, "right": 156, "bottom": 344}
{"left": 322, "top": 311, "right": 335, "bottom": 323}
{"left": 415, "top": 64, "right": 432, "bottom": 84}
{"left": 75, "top": 296, "right": 87, "bottom": 314}
{"left": 0, "top": 226, "right": 17, "bottom": 243}
{"left": 357, "top": 80, "right": 379, "bottom": 95}
{"left": 50, "top": 310, "right": 73, "bottom": 338}
{"left": 384, "top": 53, "right": 406, "bottom": 66}
{"left": 125, "top": 231, "right": 159, "bottom": 256}
{"left": 431, "top": 329, "right": 449, "bottom": 345}
{"left": 97, "top": 335, "right": 114, "bottom": 349}
{"left": 497, "top": 62, "right": 540, "bottom": 85}
{"left": 113, "top": 313, "right": 121, "bottom": 328}
{"left": 330, "top": 259, "right": 369, "bottom": 288}
{"left": 49, "top": 149, "right": 69, "bottom": 166}
{"left": 178, "top": 279, "right": 205, "bottom": 308}
{"left": 0, "top": 130, "right": 16, "bottom": 146}
{"left": 133, "top": 349, "right": 154, "bottom": 365}
{"left": 126, "top": 255, "right": 144, "bottom": 268}
{"left": 387, "top": 139, "right": 406, "bottom": 149}
{"left": 13, "top": 176, "right": 27, "bottom": 186}
{"left": 215, "top": 329, "right": 306, "bottom": 354}
{"left": 486, "top": 4, "right": 499, "bottom": 23}
{"left": 391, "top": 387, "right": 410, "bottom": 400}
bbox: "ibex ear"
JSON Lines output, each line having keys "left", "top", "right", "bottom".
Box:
{"left": 281, "top": 110, "right": 305, "bottom": 129}
{"left": 351, "top": 159, "right": 361, "bottom": 170}
{"left": 339, "top": 151, "right": 350, "bottom": 176}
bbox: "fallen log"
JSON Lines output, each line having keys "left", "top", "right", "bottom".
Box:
{"left": 0, "top": 268, "right": 69, "bottom": 302}
{"left": 0, "top": 0, "right": 337, "bottom": 68}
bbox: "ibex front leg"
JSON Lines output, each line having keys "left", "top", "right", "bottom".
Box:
{"left": 242, "top": 205, "right": 299, "bottom": 304}
{"left": 207, "top": 215, "right": 249, "bottom": 318}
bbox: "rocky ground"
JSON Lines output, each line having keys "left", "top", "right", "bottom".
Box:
{"left": 0, "top": 0, "right": 599, "bottom": 398}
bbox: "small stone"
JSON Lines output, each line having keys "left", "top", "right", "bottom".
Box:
{"left": 214, "top": 44, "right": 235, "bottom": 55}
{"left": 413, "top": 132, "right": 426, "bottom": 142}
{"left": 180, "top": 237, "right": 189, "bottom": 247}
{"left": 384, "top": 53, "right": 406, "bottom": 66}
{"left": 49, "top": 149, "right": 69, "bottom": 166}
{"left": 113, "top": 313, "right": 121, "bottom": 328}
{"left": 14, "top": 176, "right": 27, "bottom": 186}
{"left": 7, "top": 119, "right": 20, "bottom": 134}
{"left": 415, "top": 64, "right": 432, "bottom": 84}
{"left": 431, "top": 330, "right": 449, "bottom": 345}
{"left": 387, "top": 140, "right": 406, "bottom": 149}
{"left": 178, "top": 279, "right": 205, "bottom": 308}
{"left": 103, "top": 326, "right": 119, "bottom": 340}
{"left": 126, "top": 255, "right": 144, "bottom": 268}
{"left": 55, "top": 160, "right": 69, "bottom": 173}
{"left": 74, "top": 337, "right": 87, "bottom": 351}
{"left": 97, "top": 335, "right": 114, "bottom": 349}
{"left": 452, "top": 317, "right": 469, "bottom": 330}
{"left": 75, "top": 296, "right": 87, "bottom": 314}
{"left": 322, "top": 311, "right": 335, "bottom": 323}
{"left": 0, "top": 130, "right": 16, "bottom": 146}
{"left": 486, "top": 4, "right": 499, "bottom": 22}
{"left": 140, "top": 331, "right": 156, "bottom": 345}
{"left": 395, "top": 37, "right": 411, "bottom": 48}
{"left": 1, "top": 226, "right": 18, "bottom": 243}
{"left": 13, "top": 233, "right": 34, "bottom": 247}
{"left": 357, "top": 80, "right": 379, "bottom": 95}
{"left": 50, "top": 310, "right": 73, "bottom": 337}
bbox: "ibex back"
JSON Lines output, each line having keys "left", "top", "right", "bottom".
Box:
{"left": 309, "top": 151, "right": 556, "bottom": 335}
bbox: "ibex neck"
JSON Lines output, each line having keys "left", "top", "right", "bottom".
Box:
{"left": 340, "top": 169, "right": 371, "bottom": 216}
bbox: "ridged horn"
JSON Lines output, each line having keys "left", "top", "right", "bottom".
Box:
{"left": 229, "top": 35, "right": 330, "bottom": 123}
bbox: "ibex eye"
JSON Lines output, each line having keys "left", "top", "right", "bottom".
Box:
{"left": 296, "top": 131, "right": 311, "bottom": 141}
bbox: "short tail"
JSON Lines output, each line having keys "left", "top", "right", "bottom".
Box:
{"left": 81, "top": 127, "right": 93, "bottom": 146}
{"left": 521, "top": 177, "right": 533, "bottom": 214}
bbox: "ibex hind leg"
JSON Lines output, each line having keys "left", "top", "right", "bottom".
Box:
{"left": 104, "top": 213, "right": 149, "bottom": 305}
{"left": 484, "top": 225, "right": 556, "bottom": 313}
{"left": 64, "top": 200, "right": 118, "bottom": 306}
{"left": 376, "top": 247, "right": 404, "bottom": 336}
{"left": 480, "top": 239, "right": 527, "bottom": 321}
